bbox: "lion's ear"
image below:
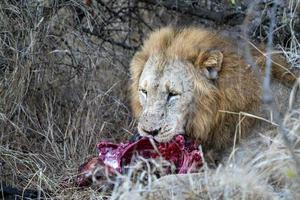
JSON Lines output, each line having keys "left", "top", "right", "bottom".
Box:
{"left": 195, "top": 50, "right": 223, "bottom": 80}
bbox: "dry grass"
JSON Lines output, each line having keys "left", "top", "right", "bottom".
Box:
{"left": 0, "top": 0, "right": 135, "bottom": 198}
{"left": 0, "top": 0, "right": 299, "bottom": 199}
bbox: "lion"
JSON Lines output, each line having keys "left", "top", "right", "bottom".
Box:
{"left": 129, "top": 27, "right": 296, "bottom": 158}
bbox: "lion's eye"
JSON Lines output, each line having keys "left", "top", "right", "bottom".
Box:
{"left": 141, "top": 89, "right": 147, "bottom": 95}
{"left": 167, "top": 92, "right": 178, "bottom": 102}
{"left": 140, "top": 89, "right": 147, "bottom": 98}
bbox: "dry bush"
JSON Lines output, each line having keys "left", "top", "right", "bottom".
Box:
{"left": 0, "top": 0, "right": 299, "bottom": 199}
{"left": 0, "top": 0, "right": 139, "bottom": 198}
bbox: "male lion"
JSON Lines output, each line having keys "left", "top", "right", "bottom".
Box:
{"left": 130, "top": 27, "right": 296, "bottom": 158}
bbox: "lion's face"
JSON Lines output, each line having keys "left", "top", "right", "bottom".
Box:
{"left": 137, "top": 56, "right": 194, "bottom": 142}
{"left": 131, "top": 27, "right": 264, "bottom": 150}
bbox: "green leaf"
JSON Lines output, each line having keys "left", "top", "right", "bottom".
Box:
{"left": 286, "top": 169, "right": 296, "bottom": 178}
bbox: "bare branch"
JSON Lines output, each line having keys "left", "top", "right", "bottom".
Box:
{"left": 141, "top": 0, "right": 245, "bottom": 25}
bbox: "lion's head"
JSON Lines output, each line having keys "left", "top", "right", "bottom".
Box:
{"left": 136, "top": 56, "right": 195, "bottom": 142}
{"left": 130, "top": 27, "right": 260, "bottom": 147}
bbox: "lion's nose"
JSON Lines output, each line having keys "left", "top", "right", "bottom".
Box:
{"left": 143, "top": 127, "right": 161, "bottom": 136}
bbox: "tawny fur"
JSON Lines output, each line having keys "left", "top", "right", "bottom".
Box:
{"left": 130, "top": 27, "right": 296, "bottom": 154}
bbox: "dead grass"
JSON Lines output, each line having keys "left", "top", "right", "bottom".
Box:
{"left": 0, "top": 0, "right": 299, "bottom": 199}
{"left": 0, "top": 0, "right": 134, "bottom": 198}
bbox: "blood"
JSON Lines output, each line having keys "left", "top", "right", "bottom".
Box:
{"left": 77, "top": 135, "right": 203, "bottom": 187}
